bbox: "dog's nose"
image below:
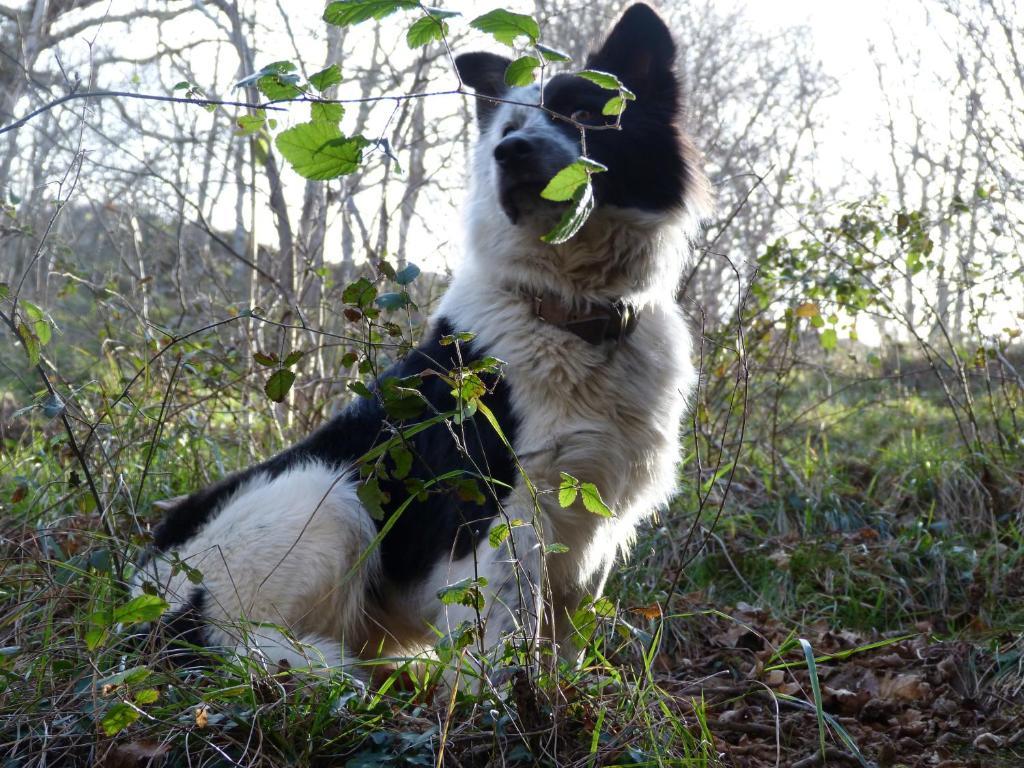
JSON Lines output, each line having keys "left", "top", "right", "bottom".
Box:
{"left": 493, "top": 135, "right": 533, "bottom": 166}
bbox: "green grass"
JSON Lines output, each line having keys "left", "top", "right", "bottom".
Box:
{"left": 2, "top": 343, "right": 1022, "bottom": 766}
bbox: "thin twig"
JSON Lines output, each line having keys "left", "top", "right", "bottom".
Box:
{"left": 0, "top": 89, "right": 284, "bottom": 135}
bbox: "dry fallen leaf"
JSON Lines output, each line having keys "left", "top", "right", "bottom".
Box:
{"left": 972, "top": 732, "right": 1004, "bottom": 752}
{"left": 631, "top": 603, "right": 662, "bottom": 620}
{"left": 100, "top": 740, "right": 170, "bottom": 768}
{"left": 194, "top": 705, "right": 209, "bottom": 729}
{"left": 823, "top": 686, "right": 870, "bottom": 717}
{"left": 880, "top": 673, "right": 932, "bottom": 702}
{"left": 768, "top": 549, "right": 791, "bottom": 569}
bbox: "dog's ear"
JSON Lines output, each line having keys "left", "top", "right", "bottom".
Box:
{"left": 152, "top": 494, "right": 187, "bottom": 513}
{"left": 585, "top": 4, "right": 677, "bottom": 97}
{"left": 455, "top": 52, "right": 511, "bottom": 125}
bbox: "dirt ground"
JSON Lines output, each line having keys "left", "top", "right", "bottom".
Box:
{"left": 653, "top": 603, "right": 1023, "bottom": 768}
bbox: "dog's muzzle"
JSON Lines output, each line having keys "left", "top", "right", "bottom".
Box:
{"left": 493, "top": 133, "right": 569, "bottom": 225}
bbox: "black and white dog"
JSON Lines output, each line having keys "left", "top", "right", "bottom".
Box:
{"left": 135, "top": 3, "right": 708, "bottom": 679}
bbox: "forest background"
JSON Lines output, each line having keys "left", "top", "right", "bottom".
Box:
{"left": 1, "top": 1, "right": 1022, "bottom": 765}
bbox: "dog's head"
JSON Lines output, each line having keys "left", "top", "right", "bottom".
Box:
{"left": 456, "top": 3, "right": 708, "bottom": 284}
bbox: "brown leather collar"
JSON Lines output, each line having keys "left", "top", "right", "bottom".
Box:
{"left": 522, "top": 289, "right": 638, "bottom": 345}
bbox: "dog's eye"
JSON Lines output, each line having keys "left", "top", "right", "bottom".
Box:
{"left": 501, "top": 124, "right": 516, "bottom": 137}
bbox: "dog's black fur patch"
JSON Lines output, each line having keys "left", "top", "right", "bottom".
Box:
{"left": 455, "top": 3, "right": 695, "bottom": 216}
{"left": 163, "top": 588, "right": 208, "bottom": 647}
{"left": 152, "top": 319, "right": 518, "bottom": 586}
{"left": 455, "top": 51, "right": 512, "bottom": 126}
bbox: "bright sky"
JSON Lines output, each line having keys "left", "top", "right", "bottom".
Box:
{"left": 38, "top": 0, "right": 1018, "bottom": 342}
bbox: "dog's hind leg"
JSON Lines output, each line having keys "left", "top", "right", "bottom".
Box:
{"left": 141, "top": 462, "right": 380, "bottom": 677}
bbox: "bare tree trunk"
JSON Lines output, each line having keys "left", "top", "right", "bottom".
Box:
{"left": 210, "top": 0, "right": 295, "bottom": 305}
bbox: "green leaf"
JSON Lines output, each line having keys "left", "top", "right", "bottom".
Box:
{"left": 469, "top": 356, "right": 504, "bottom": 374}
{"left": 235, "top": 112, "right": 265, "bottom": 136}
{"left": 21, "top": 300, "right": 52, "bottom": 345}
{"left": 96, "top": 666, "right": 151, "bottom": 689}
{"left": 101, "top": 702, "right": 139, "bottom": 736}
{"left": 537, "top": 43, "right": 570, "bottom": 63}
{"left": 257, "top": 72, "right": 303, "bottom": 101}
{"left": 282, "top": 350, "right": 304, "bottom": 368}
{"left": 406, "top": 9, "right": 459, "bottom": 48}
{"left": 275, "top": 122, "right": 367, "bottom": 180}
{"left": 16, "top": 323, "right": 40, "bottom": 366}
{"left": 504, "top": 55, "right": 540, "bottom": 86}
{"left": 450, "top": 373, "right": 486, "bottom": 423}
{"left": 537, "top": 158, "right": 606, "bottom": 245}
{"left": 440, "top": 331, "right": 475, "bottom": 346}
{"left": 357, "top": 476, "right": 387, "bottom": 520}
{"left": 310, "top": 101, "right": 344, "bottom": 124}
{"left": 122, "top": 667, "right": 152, "bottom": 685}
{"left": 820, "top": 328, "right": 838, "bottom": 352}
{"left": 394, "top": 263, "right": 420, "bottom": 285}
{"left": 380, "top": 379, "right": 425, "bottom": 420}
{"left": 558, "top": 472, "right": 578, "bottom": 507}
{"left": 489, "top": 522, "right": 511, "bottom": 548}
{"left": 546, "top": 542, "right": 569, "bottom": 554}
{"left": 112, "top": 594, "right": 170, "bottom": 626}
{"left": 253, "top": 351, "right": 278, "bottom": 367}
{"left": 453, "top": 477, "right": 486, "bottom": 504}
{"left": 309, "top": 64, "right": 342, "bottom": 91}
{"left": 469, "top": 9, "right": 539, "bottom": 46}
{"left": 134, "top": 688, "right": 159, "bottom": 705}
{"left": 437, "top": 577, "right": 488, "bottom": 611}
{"left": 540, "top": 157, "right": 606, "bottom": 202}
{"left": 0, "top": 283, "right": 9, "bottom": 301}
{"left": 343, "top": 277, "right": 377, "bottom": 308}
{"left": 576, "top": 69, "right": 626, "bottom": 90}
{"left": 264, "top": 369, "right": 296, "bottom": 402}
{"left": 602, "top": 94, "right": 633, "bottom": 116}
{"left": 579, "top": 482, "right": 612, "bottom": 517}
{"left": 592, "top": 596, "right": 615, "bottom": 618}
{"left": 389, "top": 444, "right": 413, "bottom": 480}
{"left": 324, "top": 0, "right": 418, "bottom": 26}
{"left": 542, "top": 182, "right": 595, "bottom": 244}
{"left": 576, "top": 70, "right": 635, "bottom": 116}
{"left": 349, "top": 380, "right": 373, "bottom": 398}
{"left": 237, "top": 61, "right": 296, "bottom": 88}
{"left": 488, "top": 519, "right": 523, "bottom": 548}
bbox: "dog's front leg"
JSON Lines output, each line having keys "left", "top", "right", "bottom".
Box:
{"left": 432, "top": 518, "right": 545, "bottom": 689}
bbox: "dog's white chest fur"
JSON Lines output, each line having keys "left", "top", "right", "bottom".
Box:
{"left": 438, "top": 250, "right": 695, "bottom": 595}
